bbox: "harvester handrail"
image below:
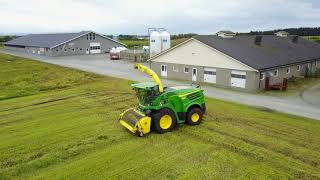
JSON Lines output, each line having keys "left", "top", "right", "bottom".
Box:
{"left": 134, "top": 64, "right": 164, "bottom": 93}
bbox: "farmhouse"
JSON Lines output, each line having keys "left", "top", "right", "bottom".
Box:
{"left": 4, "top": 31, "right": 125, "bottom": 56}
{"left": 150, "top": 31, "right": 320, "bottom": 91}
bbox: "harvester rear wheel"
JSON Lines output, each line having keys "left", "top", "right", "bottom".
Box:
{"left": 153, "top": 109, "right": 176, "bottom": 134}
{"left": 186, "top": 108, "right": 203, "bottom": 125}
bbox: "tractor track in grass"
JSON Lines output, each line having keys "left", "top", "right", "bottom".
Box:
{"left": 0, "top": 124, "right": 132, "bottom": 177}
{"left": 0, "top": 91, "right": 133, "bottom": 115}
{"left": 203, "top": 114, "right": 320, "bottom": 168}
{"left": 204, "top": 125, "right": 320, "bottom": 168}
{"left": 205, "top": 113, "right": 315, "bottom": 145}
{"left": 181, "top": 127, "right": 319, "bottom": 179}
{"left": 0, "top": 91, "right": 135, "bottom": 128}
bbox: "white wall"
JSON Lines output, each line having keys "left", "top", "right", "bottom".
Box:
{"left": 152, "top": 39, "right": 257, "bottom": 72}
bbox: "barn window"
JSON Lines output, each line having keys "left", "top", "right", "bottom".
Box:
{"left": 184, "top": 67, "right": 189, "bottom": 73}
{"left": 273, "top": 70, "right": 278, "bottom": 77}
{"left": 93, "top": 34, "right": 96, "bottom": 40}
{"left": 260, "top": 73, "right": 265, "bottom": 80}
{"left": 307, "top": 63, "right": 311, "bottom": 69}
{"left": 80, "top": 48, "right": 82, "bottom": 51}
{"left": 286, "top": 68, "right": 290, "bottom": 74}
{"left": 204, "top": 71, "right": 216, "bottom": 75}
{"left": 56, "top": 49, "right": 59, "bottom": 52}
{"left": 86, "top": 34, "right": 89, "bottom": 40}
{"left": 72, "top": 49, "right": 75, "bottom": 51}
{"left": 297, "top": 65, "right": 300, "bottom": 71}
{"left": 64, "top": 49, "right": 67, "bottom": 52}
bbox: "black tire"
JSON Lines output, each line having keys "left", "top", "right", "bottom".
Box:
{"left": 186, "top": 107, "right": 203, "bottom": 125}
{"left": 152, "top": 109, "right": 176, "bottom": 134}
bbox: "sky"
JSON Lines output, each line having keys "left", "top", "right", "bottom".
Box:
{"left": 0, "top": 0, "right": 320, "bottom": 35}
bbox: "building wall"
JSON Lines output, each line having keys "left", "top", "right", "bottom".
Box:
{"left": 4, "top": 46, "right": 26, "bottom": 52}
{"left": 150, "top": 38, "right": 259, "bottom": 91}
{"left": 50, "top": 33, "right": 123, "bottom": 56}
{"left": 151, "top": 62, "right": 259, "bottom": 91}
{"left": 151, "top": 39, "right": 256, "bottom": 72}
{"left": 5, "top": 32, "right": 123, "bottom": 57}
{"left": 150, "top": 39, "right": 320, "bottom": 91}
{"left": 258, "top": 61, "right": 319, "bottom": 89}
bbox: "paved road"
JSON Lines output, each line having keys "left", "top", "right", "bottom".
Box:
{"left": 301, "top": 82, "right": 320, "bottom": 108}
{"left": 2, "top": 50, "right": 320, "bottom": 120}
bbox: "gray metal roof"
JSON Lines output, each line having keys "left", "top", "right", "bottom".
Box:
{"left": 194, "top": 35, "right": 320, "bottom": 70}
{"left": 5, "top": 31, "right": 89, "bottom": 48}
{"left": 216, "top": 31, "right": 236, "bottom": 35}
{"left": 275, "top": 31, "right": 289, "bottom": 35}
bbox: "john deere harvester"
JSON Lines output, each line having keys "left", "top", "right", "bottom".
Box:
{"left": 119, "top": 64, "right": 206, "bottom": 136}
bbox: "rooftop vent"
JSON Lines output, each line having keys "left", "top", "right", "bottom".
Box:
{"left": 292, "top": 35, "right": 299, "bottom": 43}
{"left": 254, "top": 36, "right": 263, "bottom": 45}
{"left": 216, "top": 30, "right": 236, "bottom": 38}
{"left": 275, "top": 31, "right": 289, "bottom": 37}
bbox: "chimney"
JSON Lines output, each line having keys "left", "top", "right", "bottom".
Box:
{"left": 254, "top": 36, "right": 263, "bottom": 45}
{"left": 292, "top": 35, "right": 299, "bottom": 43}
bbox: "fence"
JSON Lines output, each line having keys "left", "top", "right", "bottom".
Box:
{"left": 120, "top": 50, "right": 149, "bottom": 62}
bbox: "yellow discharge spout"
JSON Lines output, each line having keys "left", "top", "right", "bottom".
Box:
{"left": 134, "top": 64, "right": 164, "bottom": 93}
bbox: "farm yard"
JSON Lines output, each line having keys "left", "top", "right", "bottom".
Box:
{"left": 119, "top": 38, "right": 189, "bottom": 49}
{"left": 0, "top": 53, "right": 320, "bottom": 179}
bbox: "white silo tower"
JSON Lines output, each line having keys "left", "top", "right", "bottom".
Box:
{"left": 149, "top": 30, "right": 162, "bottom": 57}
{"left": 160, "top": 30, "right": 171, "bottom": 52}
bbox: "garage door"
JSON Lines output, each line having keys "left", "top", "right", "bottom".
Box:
{"left": 231, "top": 71, "right": 246, "bottom": 88}
{"left": 204, "top": 68, "right": 216, "bottom": 83}
{"left": 90, "top": 42, "right": 101, "bottom": 54}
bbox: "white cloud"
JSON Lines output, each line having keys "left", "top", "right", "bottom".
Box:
{"left": 0, "top": 0, "right": 319, "bottom": 34}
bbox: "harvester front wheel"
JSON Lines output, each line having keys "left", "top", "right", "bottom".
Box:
{"left": 153, "top": 109, "right": 176, "bottom": 134}
{"left": 186, "top": 108, "right": 203, "bottom": 125}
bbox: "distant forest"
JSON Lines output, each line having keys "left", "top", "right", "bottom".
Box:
{"left": 243, "top": 27, "right": 320, "bottom": 36}
{"left": 1, "top": 27, "right": 320, "bottom": 43}
{"left": 0, "top": 36, "right": 18, "bottom": 43}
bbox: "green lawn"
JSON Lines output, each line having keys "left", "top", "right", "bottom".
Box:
{"left": 119, "top": 38, "right": 189, "bottom": 49}
{"left": 0, "top": 53, "right": 320, "bottom": 179}
{"left": 304, "top": 36, "right": 320, "bottom": 43}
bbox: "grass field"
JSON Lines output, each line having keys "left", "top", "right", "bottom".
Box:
{"left": 0, "top": 53, "right": 320, "bottom": 179}
{"left": 304, "top": 36, "right": 320, "bottom": 43}
{"left": 119, "top": 38, "right": 189, "bottom": 49}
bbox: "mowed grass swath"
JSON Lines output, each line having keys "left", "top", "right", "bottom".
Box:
{"left": 0, "top": 53, "right": 320, "bottom": 179}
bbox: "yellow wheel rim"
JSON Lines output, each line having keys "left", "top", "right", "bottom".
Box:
{"left": 191, "top": 113, "right": 200, "bottom": 122}
{"left": 159, "top": 115, "right": 172, "bottom": 129}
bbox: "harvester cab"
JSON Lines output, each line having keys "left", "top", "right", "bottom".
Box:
{"left": 119, "top": 64, "right": 206, "bottom": 137}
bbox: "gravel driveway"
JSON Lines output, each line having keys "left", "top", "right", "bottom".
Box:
{"left": 2, "top": 50, "right": 320, "bottom": 120}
